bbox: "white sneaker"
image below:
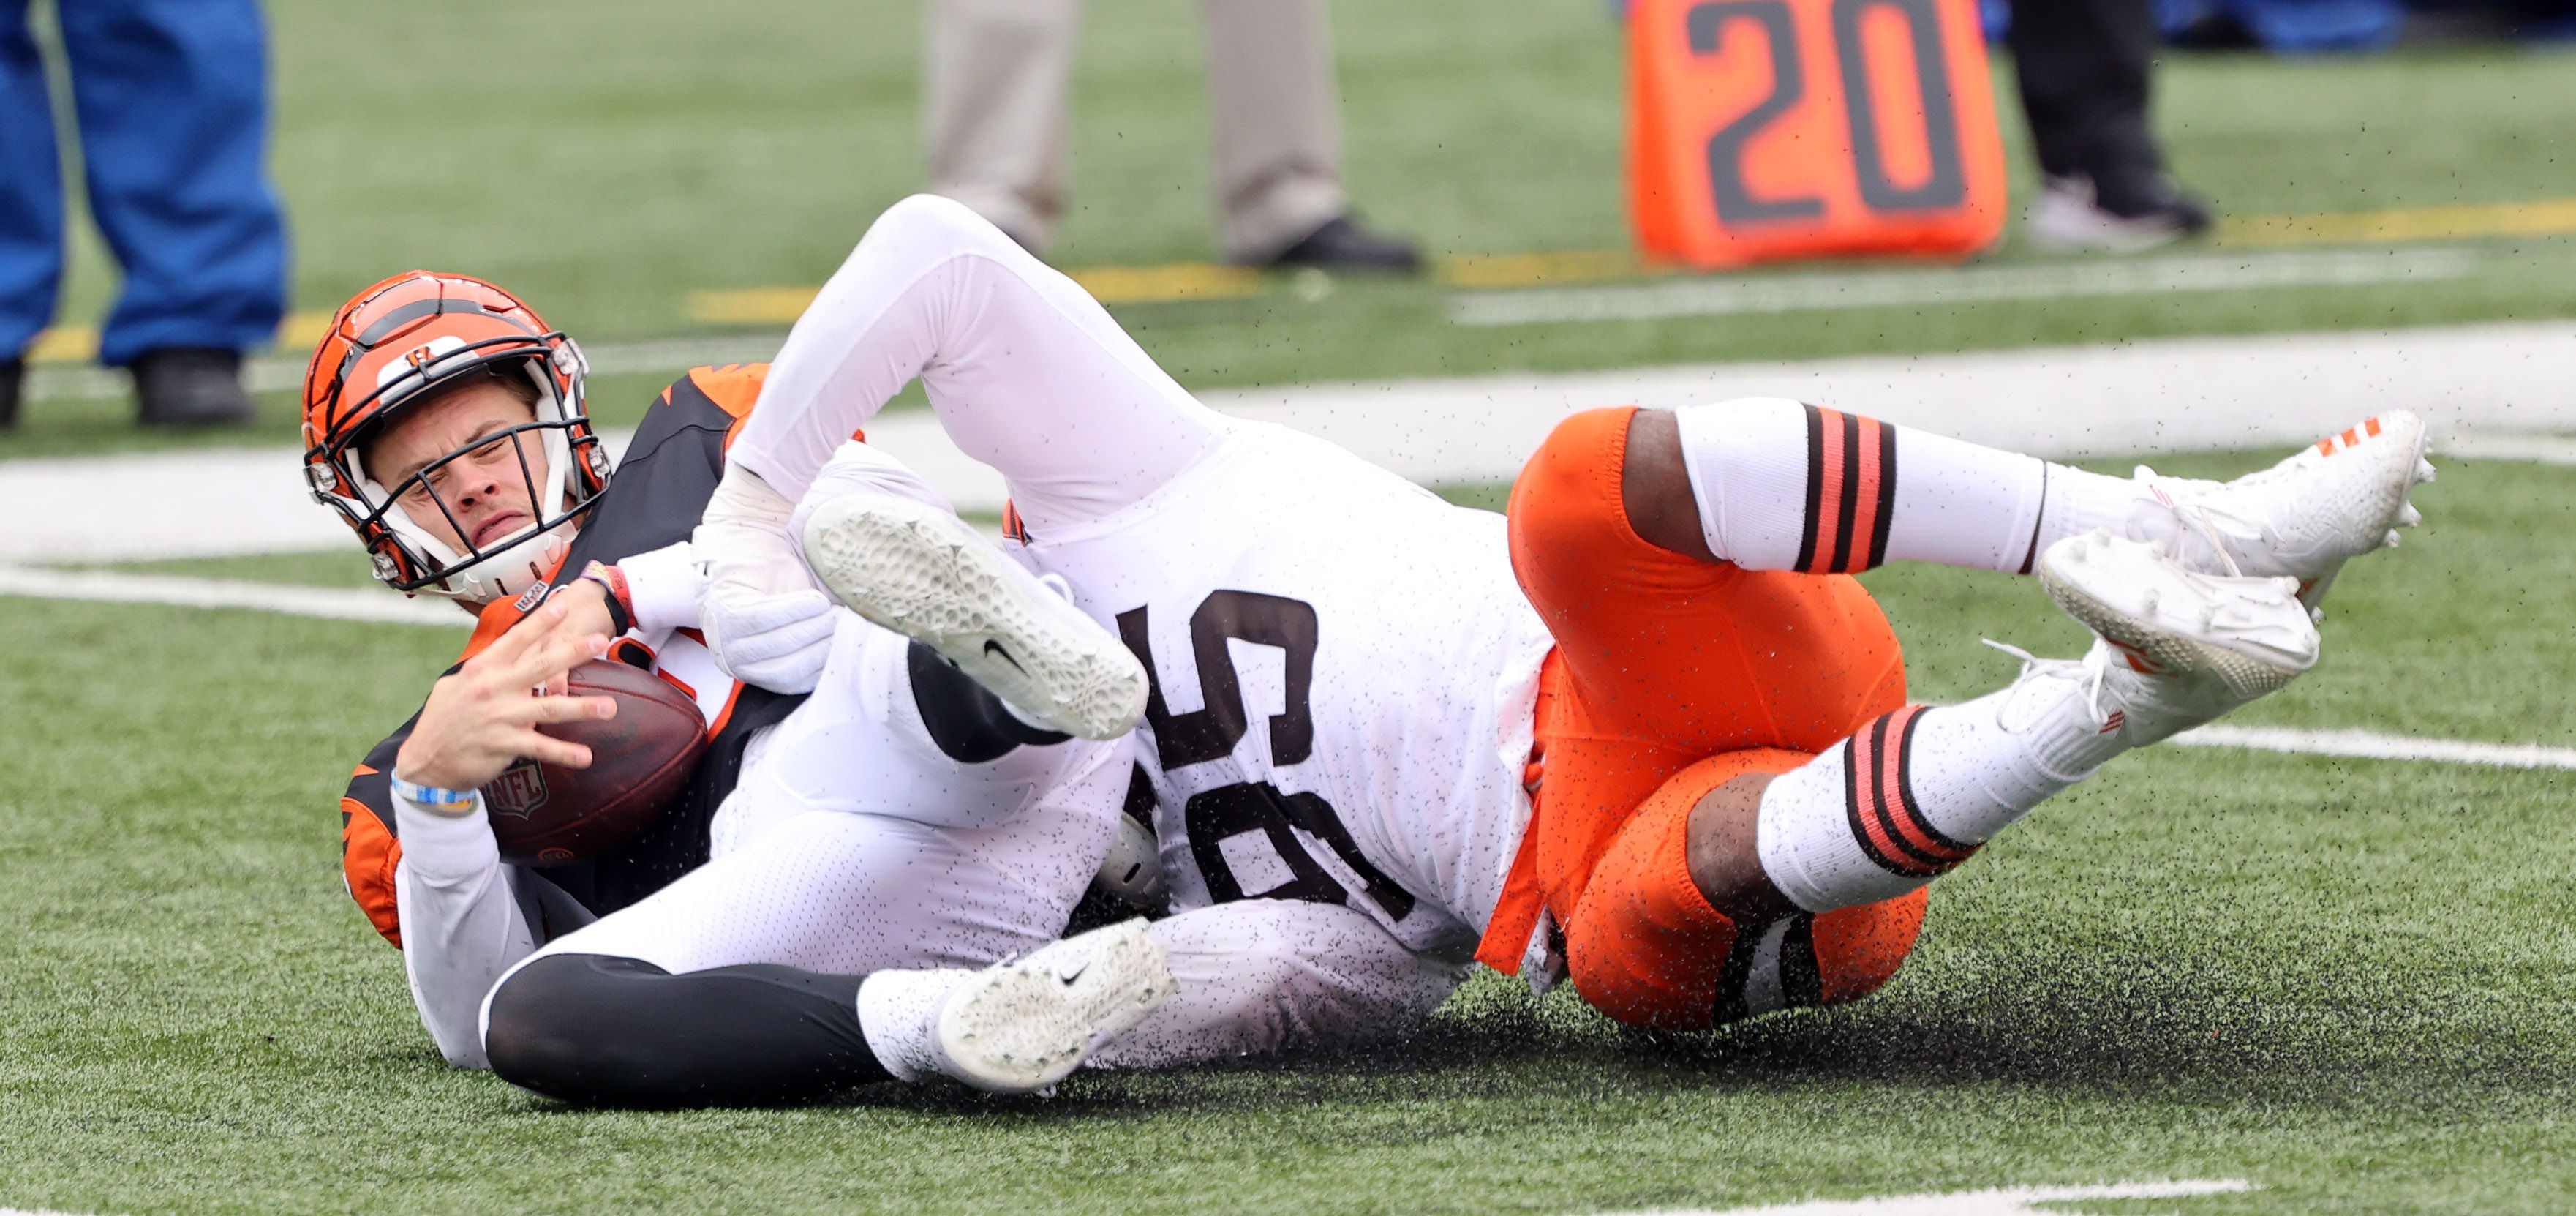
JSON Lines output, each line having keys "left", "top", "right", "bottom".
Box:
{"left": 933, "top": 919, "right": 1174, "bottom": 1094}
{"left": 2025, "top": 174, "right": 2209, "bottom": 254}
{"left": 799, "top": 493, "right": 1148, "bottom": 740}
{"left": 2122, "top": 410, "right": 2433, "bottom": 609}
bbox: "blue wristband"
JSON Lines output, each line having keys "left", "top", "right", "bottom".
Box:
{"left": 390, "top": 776, "right": 478, "bottom": 808}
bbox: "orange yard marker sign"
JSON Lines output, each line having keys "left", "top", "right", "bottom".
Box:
{"left": 1629, "top": 0, "right": 2007, "bottom": 268}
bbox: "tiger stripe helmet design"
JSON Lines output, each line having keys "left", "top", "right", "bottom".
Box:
{"left": 301, "top": 271, "right": 610, "bottom": 603}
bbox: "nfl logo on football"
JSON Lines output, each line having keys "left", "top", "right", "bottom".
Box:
{"left": 484, "top": 760, "right": 549, "bottom": 820}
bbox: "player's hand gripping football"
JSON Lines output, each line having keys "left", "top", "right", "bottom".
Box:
{"left": 391, "top": 601, "right": 618, "bottom": 796}
{"left": 696, "top": 462, "right": 837, "bottom": 694}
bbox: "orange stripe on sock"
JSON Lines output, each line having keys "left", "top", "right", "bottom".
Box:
{"left": 1875, "top": 708, "right": 1973, "bottom": 866}
{"left": 1848, "top": 416, "right": 1886, "bottom": 571}
{"left": 1809, "top": 408, "right": 1848, "bottom": 571}
{"left": 1848, "top": 718, "right": 1928, "bottom": 876}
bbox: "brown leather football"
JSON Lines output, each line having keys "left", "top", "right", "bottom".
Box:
{"left": 481, "top": 659, "right": 710, "bottom": 867}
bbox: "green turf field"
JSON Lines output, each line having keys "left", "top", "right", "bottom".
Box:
{"left": 3, "top": 449, "right": 2571, "bottom": 1215}
{"left": 8, "top": 0, "right": 2575, "bottom": 456}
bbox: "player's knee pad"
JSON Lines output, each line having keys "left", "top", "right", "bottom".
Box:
{"left": 482, "top": 953, "right": 667, "bottom": 1103}
{"left": 871, "top": 192, "right": 1017, "bottom": 258}
{"left": 1562, "top": 751, "right": 1924, "bottom": 1031}
{"left": 1807, "top": 887, "right": 1928, "bottom": 1007}
{"left": 1562, "top": 759, "right": 1741, "bottom": 1032}
{"left": 1508, "top": 407, "right": 1638, "bottom": 566}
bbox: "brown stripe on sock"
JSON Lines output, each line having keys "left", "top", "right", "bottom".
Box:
{"left": 1885, "top": 705, "right": 1978, "bottom": 871}
{"left": 1840, "top": 721, "right": 1908, "bottom": 876}
{"left": 1798, "top": 405, "right": 1828, "bottom": 572}
{"left": 1828, "top": 409, "right": 1864, "bottom": 573}
{"left": 1864, "top": 416, "right": 1898, "bottom": 570}
{"left": 2016, "top": 463, "right": 2050, "bottom": 576}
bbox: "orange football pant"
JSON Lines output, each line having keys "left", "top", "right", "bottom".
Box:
{"left": 1483, "top": 405, "right": 1924, "bottom": 1030}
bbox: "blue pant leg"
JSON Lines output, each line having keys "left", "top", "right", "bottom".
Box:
{"left": 57, "top": 0, "right": 287, "bottom": 366}
{"left": 0, "top": 0, "right": 65, "bottom": 361}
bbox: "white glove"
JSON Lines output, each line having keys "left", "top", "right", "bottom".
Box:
{"left": 696, "top": 463, "right": 835, "bottom": 694}
{"left": 704, "top": 588, "right": 838, "bottom": 694}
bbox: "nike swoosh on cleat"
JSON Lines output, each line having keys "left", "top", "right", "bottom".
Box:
{"left": 982, "top": 638, "right": 1027, "bottom": 674}
{"left": 1053, "top": 962, "right": 1088, "bottom": 986}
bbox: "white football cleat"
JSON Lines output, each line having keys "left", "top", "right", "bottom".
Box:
{"left": 799, "top": 492, "right": 1148, "bottom": 740}
{"left": 1989, "top": 531, "right": 2321, "bottom": 758}
{"left": 934, "top": 919, "right": 1174, "bottom": 1095}
{"left": 2030, "top": 531, "right": 2319, "bottom": 746}
{"left": 2120, "top": 410, "right": 2432, "bottom": 609}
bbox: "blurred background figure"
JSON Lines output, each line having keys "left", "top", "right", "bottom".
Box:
{"left": 927, "top": 0, "right": 1423, "bottom": 272}
{"left": 2009, "top": 0, "right": 2213, "bottom": 251}
{"left": 0, "top": 0, "right": 287, "bottom": 430}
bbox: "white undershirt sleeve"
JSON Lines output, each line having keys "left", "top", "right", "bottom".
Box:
{"left": 392, "top": 791, "right": 538, "bottom": 1070}
{"left": 615, "top": 541, "right": 707, "bottom": 634}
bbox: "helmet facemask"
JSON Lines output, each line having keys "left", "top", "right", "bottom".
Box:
{"left": 309, "top": 337, "right": 609, "bottom": 604}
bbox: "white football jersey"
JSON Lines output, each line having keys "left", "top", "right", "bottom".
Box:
{"left": 1014, "top": 421, "right": 1557, "bottom": 959}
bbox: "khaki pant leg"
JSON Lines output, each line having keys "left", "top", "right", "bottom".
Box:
{"left": 926, "top": 0, "right": 1085, "bottom": 249}
{"left": 1200, "top": 0, "right": 1349, "bottom": 260}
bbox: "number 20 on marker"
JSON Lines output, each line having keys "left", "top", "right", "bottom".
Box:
{"left": 1628, "top": 0, "right": 2007, "bottom": 267}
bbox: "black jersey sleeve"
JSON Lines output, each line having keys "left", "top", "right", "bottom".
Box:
{"left": 555, "top": 369, "right": 748, "bottom": 571}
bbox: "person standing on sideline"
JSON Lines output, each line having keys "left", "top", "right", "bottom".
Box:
{"left": 0, "top": 0, "right": 287, "bottom": 429}
{"left": 926, "top": 0, "right": 1421, "bottom": 273}
{"left": 2009, "top": 0, "right": 2212, "bottom": 252}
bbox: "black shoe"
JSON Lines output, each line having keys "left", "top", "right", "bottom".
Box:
{"left": 133, "top": 347, "right": 255, "bottom": 429}
{"left": 0, "top": 359, "right": 20, "bottom": 432}
{"left": 1257, "top": 214, "right": 1424, "bottom": 274}
{"left": 2091, "top": 165, "right": 2213, "bottom": 233}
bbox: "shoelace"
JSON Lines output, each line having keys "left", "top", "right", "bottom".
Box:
{"left": 2136, "top": 464, "right": 2251, "bottom": 578}
{"left": 1983, "top": 637, "right": 2115, "bottom": 729}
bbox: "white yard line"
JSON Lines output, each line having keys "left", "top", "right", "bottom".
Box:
{"left": 2173, "top": 724, "right": 2576, "bottom": 770}
{"left": 0, "top": 566, "right": 463, "bottom": 627}
{"left": 1453, "top": 247, "right": 2478, "bottom": 326}
{"left": 1592, "top": 1179, "right": 2255, "bottom": 1216}
{"left": 23, "top": 334, "right": 790, "bottom": 404}
{"left": 2433, "top": 430, "right": 2576, "bottom": 465}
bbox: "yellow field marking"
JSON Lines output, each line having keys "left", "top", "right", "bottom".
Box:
{"left": 691, "top": 285, "right": 821, "bottom": 326}
{"left": 1439, "top": 249, "right": 1648, "bottom": 288}
{"left": 688, "top": 262, "right": 1262, "bottom": 326}
{"left": 26, "top": 310, "right": 334, "bottom": 366}
{"left": 1069, "top": 262, "right": 1261, "bottom": 304}
{"left": 26, "top": 326, "right": 97, "bottom": 363}
{"left": 2221, "top": 196, "right": 2576, "bottom": 247}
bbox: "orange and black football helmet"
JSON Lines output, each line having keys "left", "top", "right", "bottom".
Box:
{"left": 301, "top": 272, "right": 610, "bottom": 603}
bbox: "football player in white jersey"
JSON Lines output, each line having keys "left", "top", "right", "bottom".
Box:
{"left": 693, "top": 193, "right": 2433, "bottom": 1062}
{"left": 301, "top": 271, "right": 1172, "bottom": 1102}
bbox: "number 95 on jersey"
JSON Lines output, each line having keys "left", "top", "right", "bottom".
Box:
{"left": 1627, "top": 0, "right": 2007, "bottom": 267}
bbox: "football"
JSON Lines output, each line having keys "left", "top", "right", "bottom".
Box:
{"left": 481, "top": 659, "right": 710, "bottom": 866}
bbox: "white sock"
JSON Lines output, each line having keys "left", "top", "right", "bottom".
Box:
{"left": 1754, "top": 669, "right": 2136, "bottom": 913}
{"left": 854, "top": 968, "right": 975, "bottom": 1084}
{"left": 1672, "top": 399, "right": 2139, "bottom": 575}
